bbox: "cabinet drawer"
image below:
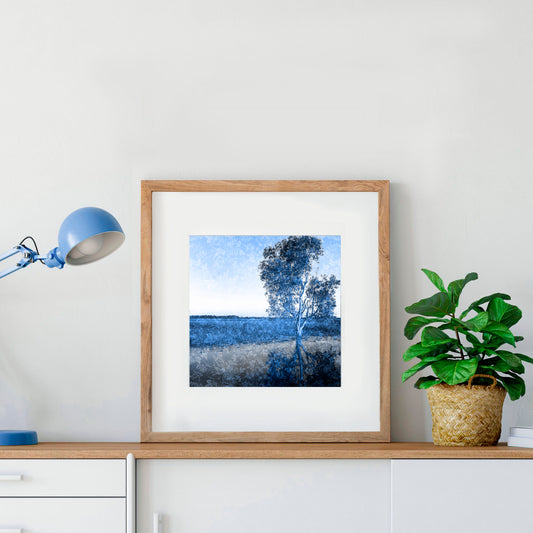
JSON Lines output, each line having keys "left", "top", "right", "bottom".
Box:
{"left": 0, "top": 498, "right": 125, "bottom": 532}
{"left": 0, "top": 460, "right": 125, "bottom": 496}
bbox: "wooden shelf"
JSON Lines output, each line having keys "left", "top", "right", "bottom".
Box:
{"left": 0, "top": 442, "right": 532, "bottom": 459}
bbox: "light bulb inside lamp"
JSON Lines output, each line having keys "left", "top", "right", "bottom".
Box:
{"left": 68, "top": 234, "right": 105, "bottom": 259}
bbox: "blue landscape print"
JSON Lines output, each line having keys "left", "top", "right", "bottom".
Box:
{"left": 189, "top": 235, "right": 341, "bottom": 387}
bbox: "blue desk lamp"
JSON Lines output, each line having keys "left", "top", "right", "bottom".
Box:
{"left": 0, "top": 207, "right": 124, "bottom": 445}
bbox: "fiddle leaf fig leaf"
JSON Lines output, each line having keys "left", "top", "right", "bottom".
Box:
{"left": 404, "top": 317, "right": 445, "bottom": 340}
{"left": 421, "top": 327, "right": 454, "bottom": 347}
{"left": 515, "top": 353, "right": 533, "bottom": 364}
{"left": 432, "top": 358, "right": 478, "bottom": 385}
{"left": 499, "top": 375, "right": 526, "bottom": 400}
{"left": 482, "top": 322, "right": 516, "bottom": 347}
{"left": 422, "top": 269, "right": 446, "bottom": 292}
{"left": 496, "top": 350, "right": 525, "bottom": 372}
{"left": 438, "top": 322, "right": 457, "bottom": 332}
{"left": 485, "top": 299, "right": 521, "bottom": 328}
{"left": 487, "top": 298, "right": 508, "bottom": 322}
{"left": 486, "top": 298, "right": 522, "bottom": 329}
{"left": 463, "top": 312, "right": 489, "bottom": 332}
{"left": 447, "top": 272, "right": 478, "bottom": 310}
{"left": 464, "top": 331, "right": 483, "bottom": 349}
{"left": 414, "top": 376, "right": 442, "bottom": 389}
{"left": 405, "top": 292, "right": 452, "bottom": 318}
{"left": 402, "top": 354, "right": 449, "bottom": 382}
{"left": 402, "top": 342, "right": 454, "bottom": 362}
{"left": 459, "top": 293, "right": 511, "bottom": 319}
{"left": 501, "top": 305, "right": 522, "bottom": 328}
{"left": 479, "top": 359, "right": 512, "bottom": 373}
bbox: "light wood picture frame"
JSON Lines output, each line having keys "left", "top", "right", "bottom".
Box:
{"left": 141, "top": 180, "right": 390, "bottom": 442}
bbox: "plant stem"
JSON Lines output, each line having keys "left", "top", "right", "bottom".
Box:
{"left": 449, "top": 311, "right": 465, "bottom": 359}
{"left": 454, "top": 327, "right": 465, "bottom": 359}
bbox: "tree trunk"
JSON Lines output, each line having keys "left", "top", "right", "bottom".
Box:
{"left": 295, "top": 334, "right": 304, "bottom": 385}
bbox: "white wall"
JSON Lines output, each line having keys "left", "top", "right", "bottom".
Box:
{"left": 1, "top": 0, "right": 532, "bottom": 442}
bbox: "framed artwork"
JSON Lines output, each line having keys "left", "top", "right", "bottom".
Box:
{"left": 141, "top": 180, "right": 390, "bottom": 442}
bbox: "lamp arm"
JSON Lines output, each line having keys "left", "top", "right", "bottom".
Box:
{"left": 0, "top": 244, "right": 64, "bottom": 280}
{"left": 0, "top": 245, "right": 36, "bottom": 279}
{"left": 0, "top": 247, "right": 23, "bottom": 263}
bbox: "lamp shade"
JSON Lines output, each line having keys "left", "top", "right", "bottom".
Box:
{"left": 57, "top": 207, "right": 125, "bottom": 265}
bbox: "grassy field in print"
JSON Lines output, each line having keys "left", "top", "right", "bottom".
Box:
{"left": 189, "top": 317, "right": 340, "bottom": 387}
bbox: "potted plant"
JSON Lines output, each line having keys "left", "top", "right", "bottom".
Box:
{"left": 403, "top": 269, "right": 533, "bottom": 446}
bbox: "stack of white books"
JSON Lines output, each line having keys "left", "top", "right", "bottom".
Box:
{"left": 507, "top": 426, "right": 533, "bottom": 447}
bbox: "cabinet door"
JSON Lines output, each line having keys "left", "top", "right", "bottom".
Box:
{"left": 138, "top": 459, "right": 390, "bottom": 533}
{"left": 0, "top": 498, "right": 125, "bottom": 532}
{"left": 392, "top": 459, "right": 533, "bottom": 533}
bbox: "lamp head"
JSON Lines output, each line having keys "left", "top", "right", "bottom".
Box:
{"left": 57, "top": 207, "right": 125, "bottom": 265}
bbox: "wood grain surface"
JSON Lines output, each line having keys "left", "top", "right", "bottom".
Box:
{"left": 0, "top": 442, "right": 529, "bottom": 459}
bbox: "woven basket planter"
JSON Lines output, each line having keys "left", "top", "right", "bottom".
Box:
{"left": 427, "top": 374, "right": 506, "bottom": 446}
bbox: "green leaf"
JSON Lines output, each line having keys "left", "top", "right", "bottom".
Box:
{"left": 421, "top": 327, "right": 454, "bottom": 347}
{"left": 404, "top": 317, "right": 445, "bottom": 340}
{"left": 459, "top": 293, "right": 511, "bottom": 319}
{"left": 402, "top": 354, "right": 450, "bottom": 382}
{"left": 501, "top": 305, "right": 522, "bottom": 328}
{"left": 421, "top": 269, "right": 446, "bottom": 292}
{"left": 402, "top": 342, "right": 454, "bottom": 362}
{"left": 414, "top": 376, "right": 442, "bottom": 389}
{"left": 487, "top": 298, "right": 522, "bottom": 328}
{"left": 499, "top": 374, "right": 525, "bottom": 401}
{"left": 479, "top": 360, "right": 512, "bottom": 373}
{"left": 487, "top": 298, "right": 508, "bottom": 322}
{"left": 437, "top": 322, "right": 457, "bottom": 333}
{"left": 515, "top": 353, "right": 533, "bottom": 365}
{"left": 447, "top": 272, "right": 478, "bottom": 310}
{"left": 512, "top": 362, "right": 525, "bottom": 374}
{"left": 464, "top": 346, "right": 481, "bottom": 356}
{"left": 464, "top": 331, "right": 483, "bottom": 349}
{"left": 482, "top": 322, "right": 516, "bottom": 347}
{"left": 463, "top": 312, "right": 489, "bottom": 332}
{"left": 486, "top": 298, "right": 522, "bottom": 328}
{"left": 484, "top": 334, "right": 524, "bottom": 352}
{"left": 495, "top": 350, "right": 524, "bottom": 371}
{"left": 514, "top": 336, "right": 525, "bottom": 343}
{"left": 405, "top": 292, "right": 453, "bottom": 318}
{"left": 484, "top": 353, "right": 524, "bottom": 374}
{"left": 432, "top": 358, "right": 478, "bottom": 385}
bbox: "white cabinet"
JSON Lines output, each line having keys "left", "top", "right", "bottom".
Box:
{"left": 137, "top": 459, "right": 391, "bottom": 533}
{"left": 391, "top": 460, "right": 533, "bottom": 533}
{"left": 0, "top": 457, "right": 134, "bottom": 533}
{"left": 2, "top": 449, "right": 531, "bottom": 533}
